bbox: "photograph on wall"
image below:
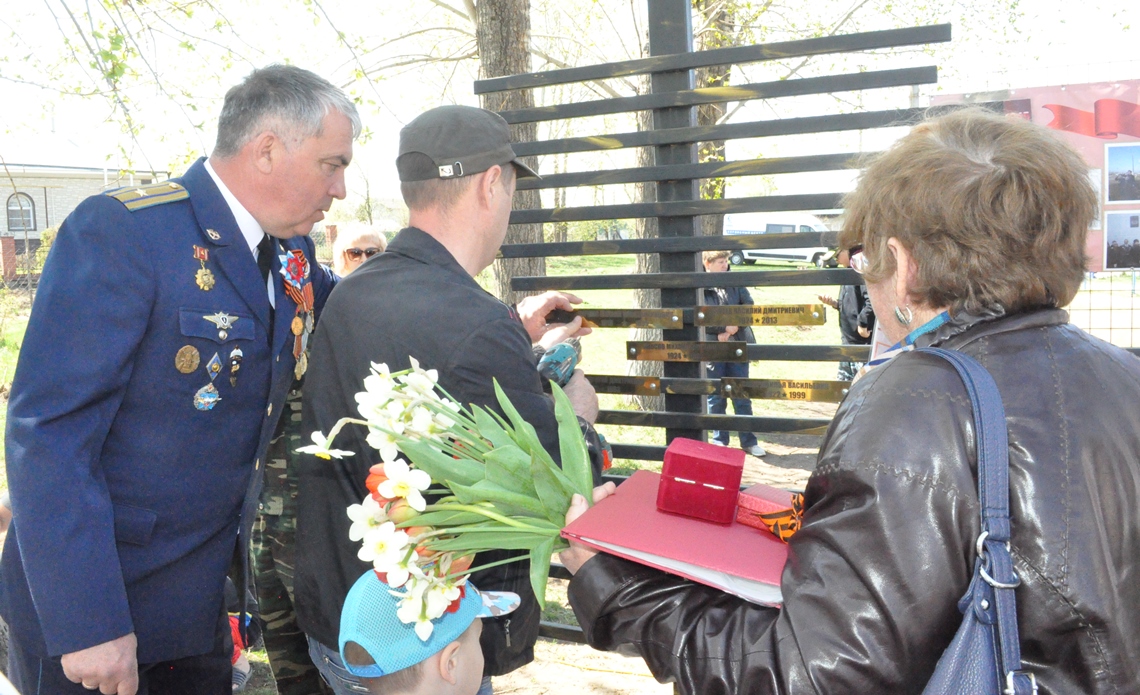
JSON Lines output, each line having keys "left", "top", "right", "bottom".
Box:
{"left": 1106, "top": 144, "right": 1140, "bottom": 204}
{"left": 1105, "top": 211, "right": 1140, "bottom": 269}
{"left": 1089, "top": 169, "right": 1103, "bottom": 229}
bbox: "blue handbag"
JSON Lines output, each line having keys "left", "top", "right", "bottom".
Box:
{"left": 918, "top": 348, "right": 1037, "bottom": 695}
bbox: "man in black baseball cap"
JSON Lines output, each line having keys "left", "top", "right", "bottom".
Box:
{"left": 396, "top": 104, "right": 539, "bottom": 182}
{"left": 295, "top": 105, "right": 599, "bottom": 695}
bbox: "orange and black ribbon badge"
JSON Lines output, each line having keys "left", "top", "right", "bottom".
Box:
{"left": 758, "top": 492, "right": 804, "bottom": 543}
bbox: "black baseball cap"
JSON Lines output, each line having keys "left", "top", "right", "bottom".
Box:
{"left": 396, "top": 105, "right": 540, "bottom": 182}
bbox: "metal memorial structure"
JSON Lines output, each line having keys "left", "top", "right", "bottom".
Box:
{"left": 473, "top": 0, "right": 951, "bottom": 646}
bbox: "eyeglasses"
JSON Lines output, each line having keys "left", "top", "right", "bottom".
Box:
{"left": 345, "top": 247, "right": 383, "bottom": 261}
{"left": 847, "top": 245, "right": 869, "bottom": 274}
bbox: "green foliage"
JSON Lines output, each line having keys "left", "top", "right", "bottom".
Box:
{"left": 566, "top": 219, "right": 630, "bottom": 242}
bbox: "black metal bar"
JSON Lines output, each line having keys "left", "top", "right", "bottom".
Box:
{"left": 649, "top": 0, "right": 703, "bottom": 444}
{"left": 515, "top": 152, "right": 865, "bottom": 191}
{"left": 512, "top": 268, "right": 863, "bottom": 291}
{"left": 538, "top": 621, "right": 585, "bottom": 643}
{"left": 589, "top": 375, "right": 852, "bottom": 400}
{"left": 610, "top": 443, "right": 668, "bottom": 461}
{"left": 596, "top": 410, "right": 832, "bottom": 435}
{"left": 509, "top": 193, "right": 843, "bottom": 225}
{"left": 499, "top": 66, "right": 937, "bottom": 125}
{"left": 476, "top": 24, "right": 951, "bottom": 93}
{"left": 513, "top": 107, "right": 927, "bottom": 158}
{"left": 547, "top": 564, "right": 573, "bottom": 581}
{"left": 499, "top": 230, "right": 842, "bottom": 258}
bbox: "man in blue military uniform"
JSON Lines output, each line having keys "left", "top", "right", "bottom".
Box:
{"left": 1, "top": 65, "right": 356, "bottom": 694}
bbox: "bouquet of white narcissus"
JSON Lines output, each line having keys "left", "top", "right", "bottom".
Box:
{"left": 299, "top": 357, "right": 594, "bottom": 641}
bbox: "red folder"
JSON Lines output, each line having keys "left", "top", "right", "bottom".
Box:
{"left": 562, "top": 470, "right": 787, "bottom": 605}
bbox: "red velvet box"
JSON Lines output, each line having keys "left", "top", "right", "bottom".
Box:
{"left": 656, "top": 438, "right": 745, "bottom": 525}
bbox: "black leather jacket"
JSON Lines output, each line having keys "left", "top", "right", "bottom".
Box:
{"left": 568, "top": 310, "right": 1140, "bottom": 694}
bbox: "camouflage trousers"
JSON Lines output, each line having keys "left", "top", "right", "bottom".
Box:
{"left": 252, "top": 511, "right": 334, "bottom": 695}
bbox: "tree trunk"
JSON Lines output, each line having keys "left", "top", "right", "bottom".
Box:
{"left": 548, "top": 153, "right": 568, "bottom": 243}
{"left": 627, "top": 107, "right": 665, "bottom": 411}
{"left": 475, "top": 0, "right": 545, "bottom": 304}
{"left": 694, "top": 0, "right": 733, "bottom": 238}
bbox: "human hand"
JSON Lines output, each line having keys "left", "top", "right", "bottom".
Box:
{"left": 61, "top": 633, "right": 139, "bottom": 695}
{"left": 717, "top": 332, "right": 731, "bottom": 342}
{"left": 857, "top": 325, "right": 871, "bottom": 339}
{"left": 559, "top": 482, "right": 618, "bottom": 574}
{"left": 726, "top": 325, "right": 738, "bottom": 336}
{"left": 537, "top": 315, "right": 591, "bottom": 351}
{"left": 517, "top": 291, "right": 584, "bottom": 343}
{"left": 563, "top": 370, "right": 599, "bottom": 424}
{"left": 817, "top": 294, "right": 839, "bottom": 310}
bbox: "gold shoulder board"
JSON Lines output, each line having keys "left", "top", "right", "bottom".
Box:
{"left": 105, "top": 181, "right": 190, "bottom": 212}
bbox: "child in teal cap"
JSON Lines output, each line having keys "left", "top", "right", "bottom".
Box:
{"left": 339, "top": 571, "right": 519, "bottom": 695}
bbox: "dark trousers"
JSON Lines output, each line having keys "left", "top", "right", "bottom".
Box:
{"left": 706, "top": 360, "right": 758, "bottom": 449}
{"left": 7, "top": 607, "right": 232, "bottom": 695}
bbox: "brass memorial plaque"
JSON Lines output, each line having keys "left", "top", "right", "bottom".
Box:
{"left": 569, "top": 308, "right": 683, "bottom": 329}
{"left": 588, "top": 375, "right": 661, "bottom": 396}
{"left": 721, "top": 378, "right": 850, "bottom": 403}
{"left": 627, "top": 341, "right": 748, "bottom": 362}
{"left": 694, "top": 304, "right": 826, "bottom": 327}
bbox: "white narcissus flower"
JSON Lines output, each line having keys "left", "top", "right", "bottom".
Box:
{"left": 378, "top": 459, "right": 432, "bottom": 512}
{"left": 346, "top": 495, "right": 387, "bottom": 542}
{"left": 395, "top": 579, "right": 436, "bottom": 640}
{"left": 386, "top": 555, "right": 425, "bottom": 590}
{"left": 366, "top": 425, "right": 402, "bottom": 463}
{"left": 357, "top": 522, "right": 409, "bottom": 568}
{"left": 296, "top": 432, "right": 354, "bottom": 460}
{"left": 402, "top": 357, "right": 440, "bottom": 398}
{"left": 408, "top": 405, "right": 434, "bottom": 435}
{"left": 423, "top": 581, "right": 462, "bottom": 620}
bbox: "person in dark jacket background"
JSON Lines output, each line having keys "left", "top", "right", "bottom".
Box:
{"left": 702, "top": 250, "right": 766, "bottom": 457}
{"left": 819, "top": 259, "right": 875, "bottom": 380}
{"left": 559, "top": 109, "right": 1140, "bottom": 694}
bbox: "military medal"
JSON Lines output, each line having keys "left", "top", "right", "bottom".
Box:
{"left": 193, "top": 246, "right": 215, "bottom": 291}
{"left": 203, "top": 312, "right": 239, "bottom": 341}
{"left": 229, "top": 347, "right": 243, "bottom": 388}
{"left": 193, "top": 383, "right": 221, "bottom": 410}
{"left": 194, "top": 352, "right": 225, "bottom": 411}
{"left": 280, "top": 250, "right": 315, "bottom": 378}
{"left": 206, "top": 352, "right": 223, "bottom": 380}
{"left": 175, "top": 345, "right": 200, "bottom": 374}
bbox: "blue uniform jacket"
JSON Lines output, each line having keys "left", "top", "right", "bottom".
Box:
{"left": 0, "top": 158, "right": 335, "bottom": 662}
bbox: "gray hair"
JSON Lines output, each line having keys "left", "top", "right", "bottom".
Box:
{"left": 213, "top": 64, "right": 362, "bottom": 157}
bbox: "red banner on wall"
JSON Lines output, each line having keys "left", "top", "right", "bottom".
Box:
{"left": 1043, "top": 99, "right": 1140, "bottom": 139}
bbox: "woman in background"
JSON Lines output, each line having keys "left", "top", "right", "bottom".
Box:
{"left": 332, "top": 229, "right": 386, "bottom": 277}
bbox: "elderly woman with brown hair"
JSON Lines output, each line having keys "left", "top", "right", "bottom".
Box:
{"left": 560, "top": 108, "right": 1140, "bottom": 694}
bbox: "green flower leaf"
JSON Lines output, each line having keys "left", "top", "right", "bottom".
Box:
{"left": 529, "top": 536, "right": 557, "bottom": 611}
{"left": 398, "top": 509, "right": 488, "bottom": 528}
{"left": 551, "top": 382, "right": 593, "bottom": 502}
{"left": 492, "top": 379, "right": 558, "bottom": 470}
{"left": 399, "top": 437, "right": 484, "bottom": 487}
{"left": 472, "top": 406, "right": 515, "bottom": 449}
{"left": 425, "top": 534, "right": 549, "bottom": 552}
{"left": 530, "top": 452, "right": 573, "bottom": 525}
{"left": 450, "top": 481, "right": 548, "bottom": 518}
{"left": 484, "top": 445, "right": 537, "bottom": 497}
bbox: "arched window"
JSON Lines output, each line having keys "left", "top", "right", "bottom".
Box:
{"left": 7, "top": 193, "right": 35, "bottom": 233}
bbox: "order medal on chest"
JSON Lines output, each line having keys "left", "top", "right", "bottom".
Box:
{"left": 279, "top": 248, "right": 315, "bottom": 379}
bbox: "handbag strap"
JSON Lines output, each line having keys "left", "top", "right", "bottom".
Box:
{"left": 916, "top": 347, "right": 1037, "bottom": 695}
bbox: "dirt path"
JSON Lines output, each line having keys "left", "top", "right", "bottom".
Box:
{"left": 495, "top": 639, "right": 673, "bottom": 695}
